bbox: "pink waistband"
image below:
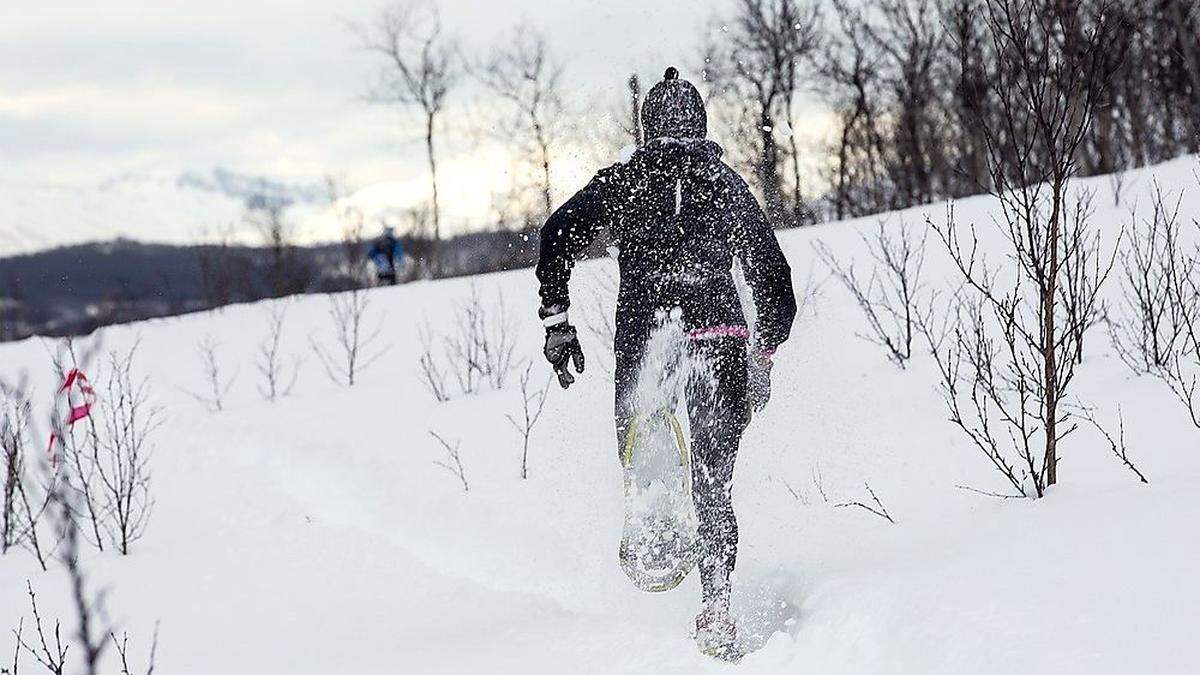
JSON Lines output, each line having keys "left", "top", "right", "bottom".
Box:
{"left": 686, "top": 325, "right": 751, "bottom": 342}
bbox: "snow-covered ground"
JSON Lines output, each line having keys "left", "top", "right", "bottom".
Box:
{"left": 2, "top": 158, "right": 1199, "bottom": 673}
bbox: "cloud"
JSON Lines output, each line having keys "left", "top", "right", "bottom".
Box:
{"left": 0, "top": 0, "right": 735, "bottom": 235}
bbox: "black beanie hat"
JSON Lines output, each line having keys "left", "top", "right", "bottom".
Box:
{"left": 641, "top": 67, "right": 707, "bottom": 141}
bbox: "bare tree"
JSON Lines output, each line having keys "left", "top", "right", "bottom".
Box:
{"left": 816, "top": 0, "right": 889, "bottom": 219}
{"left": 245, "top": 193, "right": 311, "bottom": 298}
{"left": 814, "top": 218, "right": 928, "bottom": 368}
{"left": 358, "top": 2, "right": 459, "bottom": 275}
{"left": 476, "top": 25, "right": 567, "bottom": 220}
{"left": 929, "top": 0, "right": 1119, "bottom": 497}
{"left": 706, "top": 0, "right": 822, "bottom": 227}
{"left": 940, "top": 0, "right": 993, "bottom": 197}
{"left": 428, "top": 430, "right": 468, "bottom": 492}
{"left": 194, "top": 226, "right": 253, "bottom": 311}
{"left": 327, "top": 174, "right": 369, "bottom": 286}
{"left": 256, "top": 302, "right": 301, "bottom": 402}
{"left": 861, "top": 0, "right": 947, "bottom": 208}
{"left": 311, "top": 289, "right": 388, "bottom": 387}
{"left": 188, "top": 335, "right": 237, "bottom": 413}
{"left": 507, "top": 364, "right": 549, "bottom": 480}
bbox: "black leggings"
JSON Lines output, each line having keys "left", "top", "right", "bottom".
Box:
{"left": 615, "top": 334, "right": 750, "bottom": 603}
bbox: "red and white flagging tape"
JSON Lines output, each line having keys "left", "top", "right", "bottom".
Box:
{"left": 46, "top": 368, "right": 96, "bottom": 466}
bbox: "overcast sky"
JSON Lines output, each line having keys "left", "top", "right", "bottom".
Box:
{"left": 0, "top": 0, "right": 745, "bottom": 231}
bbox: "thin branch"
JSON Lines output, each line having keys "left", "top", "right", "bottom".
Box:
{"left": 835, "top": 482, "right": 896, "bottom": 523}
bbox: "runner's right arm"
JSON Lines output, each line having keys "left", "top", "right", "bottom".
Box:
{"left": 535, "top": 168, "right": 618, "bottom": 316}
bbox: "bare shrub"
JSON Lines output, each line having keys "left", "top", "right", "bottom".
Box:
{"left": 1078, "top": 404, "right": 1148, "bottom": 484}
{"left": 47, "top": 340, "right": 107, "bottom": 554}
{"left": 815, "top": 218, "right": 928, "bottom": 368}
{"left": 92, "top": 345, "right": 160, "bottom": 555}
{"left": 446, "top": 285, "right": 518, "bottom": 393}
{"left": 1106, "top": 177, "right": 1200, "bottom": 432}
{"left": 110, "top": 624, "right": 159, "bottom": 675}
{"left": 429, "top": 430, "right": 468, "bottom": 492}
{"left": 0, "top": 399, "right": 24, "bottom": 552}
{"left": 256, "top": 301, "right": 302, "bottom": 402}
{"left": 834, "top": 482, "right": 896, "bottom": 524}
{"left": 417, "top": 323, "right": 450, "bottom": 402}
{"left": 51, "top": 344, "right": 161, "bottom": 555}
{"left": 418, "top": 285, "right": 520, "bottom": 400}
{"left": 17, "top": 491, "right": 132, "bottom": 675}
{"left": 793, "top": 268, "right": 827, "bottom": 322}
{"left": 14, "top": 582, "right": 68, "bottom": 674}
{"left": 311, "top": 289, "right": 388, "bottom": 387}
{"left": 507, "top": 364, "right": 549, "bottom": 480}
{"left": 780, "top": 477, "right": 808, "bottom": 506}
{"left": 188, "top": 335, "right": 237, "bottom": 412}
{"left": 2, "top": 395, "right": 49, "bottom": 568}
{"left": 1108, "top": 169, "right": 1127, "bottom": 208}
{"left": 3, "top": 343, "right": 159, "bottom": 675}
{"left": 783, "top": 465, "right": 894, "bottom": 523}
{"left": 1156, "top": 225, "right": 1200, "bottom": 430}
{"left": 1110, "top": 184, "right": 1186, "bottom": 375}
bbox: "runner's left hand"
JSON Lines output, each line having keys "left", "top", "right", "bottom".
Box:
{"left": 748, "top": 349, "right": 773, "bottom": 412}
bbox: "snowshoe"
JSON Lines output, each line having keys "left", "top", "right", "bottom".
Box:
{"left": 618, "top": 408, "right": 699, "bottom": 592}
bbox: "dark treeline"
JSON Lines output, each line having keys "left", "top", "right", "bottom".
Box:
{"left": 0, "top": 231, "right": 538, "bottom": 342}
{"left": 704, "top": 0, "right": 1200, "bottom": 223}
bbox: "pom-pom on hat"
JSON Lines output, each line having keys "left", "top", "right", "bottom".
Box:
{"left": 641, "top": 66, "right": 707, "bottom": 141}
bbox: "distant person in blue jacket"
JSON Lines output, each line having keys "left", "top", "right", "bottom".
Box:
{"left": 368, "top": 226, "right": 404, "bottom": 285}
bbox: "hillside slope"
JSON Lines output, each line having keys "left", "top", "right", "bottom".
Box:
{"left": 1, "top": 158, "right": 1199, "bottom": 674}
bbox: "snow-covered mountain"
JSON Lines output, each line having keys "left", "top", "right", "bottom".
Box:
{"left": 0, "top": 168, "right": 416, "bottom": 257}
{"left": 1, "top": 158, "right": 1198, "bottom": 673}
{"left": 173, "top": 167, "right": 328, "bottom": 207}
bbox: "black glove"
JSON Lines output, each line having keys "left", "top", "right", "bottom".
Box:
{"left": 544, "top": 322, "right": 585, "bottom": 389}
{"left": 747, "top": 349, "right": 773, "bottom": 412}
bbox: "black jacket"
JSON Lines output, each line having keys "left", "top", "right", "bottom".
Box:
{"left": 536, "top": 138, "right": 796, "bottom": 354}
